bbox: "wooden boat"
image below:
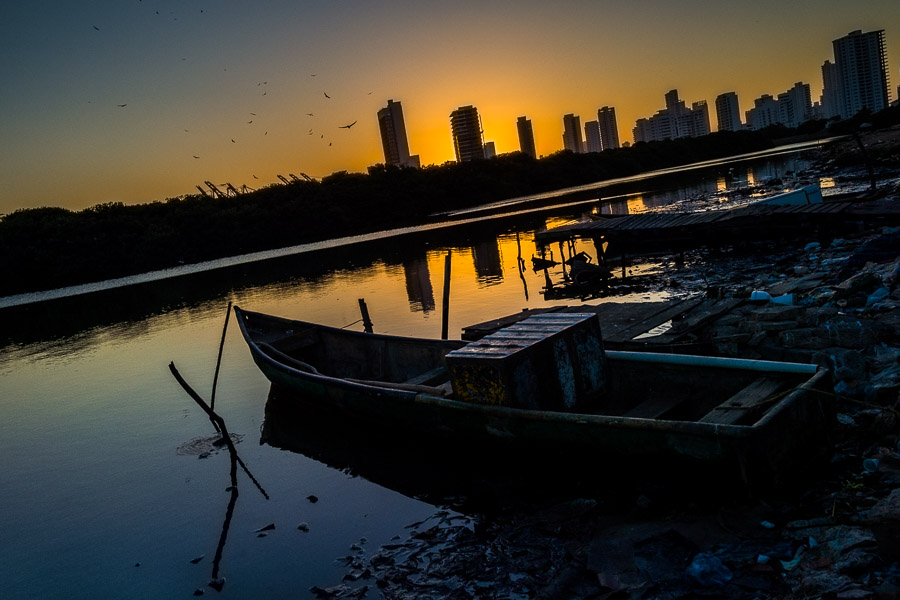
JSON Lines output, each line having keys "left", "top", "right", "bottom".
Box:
{"left": 234, "top": 306, "right": 834, "bottom": 487}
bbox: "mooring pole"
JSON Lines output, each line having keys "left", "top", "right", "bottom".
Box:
{"left": 441, "top": 253, "right": 451, "bottom": 340}
{"left": 358, "top": 298, "right": 373, "bottom": 333}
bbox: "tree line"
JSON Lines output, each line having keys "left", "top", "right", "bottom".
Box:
{"left": 2, "top": 114, "right": 894, "bottom": 297}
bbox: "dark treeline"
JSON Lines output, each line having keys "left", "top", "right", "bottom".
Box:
{"left": 2, "top": 112, "right": 895, "bottom": 298}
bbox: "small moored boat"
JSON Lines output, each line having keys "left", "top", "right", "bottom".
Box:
{"left": 234, "top": 306, "right": 833, "bottom": 487}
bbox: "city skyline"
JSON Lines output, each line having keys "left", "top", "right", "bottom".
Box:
{"left": 2, "top": 1, "right": 899, "bottom": 214}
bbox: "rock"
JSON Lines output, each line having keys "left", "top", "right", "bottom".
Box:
{"left": 749, "top": 305, "right": 804, "bottom": 321}
{"left": 828, "top": 349, "right": 867, "bottom": 382}
{"left": 779, "top": 328, "right": 831, "bottom": 350}
{"left": 865, "top": 489, "right": 900, "bottom": 526}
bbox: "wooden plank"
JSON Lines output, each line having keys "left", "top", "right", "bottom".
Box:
{"left": 604, "top": 297, "right": 703, "bottom": 343}
{"left": 699, "top": 377, "right": 785, "bottom": 425}
{"left": 624, "top": 396, "right": 685, "bottom": 419}
{"left": 647, "top": 298, "right": 744, "bottom": 344}
{"left": 405, "top": 366, "right": 449, "bottom": 386}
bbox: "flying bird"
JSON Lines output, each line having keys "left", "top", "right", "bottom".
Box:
{"left": 231, "top": 139, "right": 235, "bottom": 143}
{"left": 117, "top": 104, "right": 127, "bottom": 107}
{"left": 339, "top": 121, "right": 357, "bottom": 129}
{"left": 253, "top": 174, "right": 258, "bottom": 179}
{"left": 323, "top": 92, "right": 330, "bottom": 99}
{"left": 92, "top": 25, "right": 100, "bottom": 31}
{"left": 307, "top": 113, "right": 314, "bottom": 116}
{"left": 193, "top": 155, "right": 199, "bottom": 159}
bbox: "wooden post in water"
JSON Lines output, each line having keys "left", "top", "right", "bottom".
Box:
{"left": 358, "top": 298, "right": 374, "bottom": 333}
{"left": 441, "top": 253, "right": 452, "bottom": 340}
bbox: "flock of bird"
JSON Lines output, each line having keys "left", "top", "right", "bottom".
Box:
{"left": 89, "top": 2, "right": 366, "bottom": 189}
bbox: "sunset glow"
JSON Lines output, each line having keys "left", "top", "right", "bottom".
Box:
{"left": 1, "top": 0, "right": 898, "bottom": 214}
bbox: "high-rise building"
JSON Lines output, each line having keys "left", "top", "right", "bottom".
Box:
{"left": 831, "top": 30, "right": 890, "bottom": 118}
{"left": 584, "top": 121, "right": 602, "bottom": 153}
{"left": 820, "top": 60, "right": 842, "bottom": 119}
{"left": 516, "top": 116, "right": 536, "bottom": 158}
{"left": 633, "top": 90, "right": 709, "bottom": 143}
{"left": 746, "top": 94, "right": 780, "bottom": 130}
{"left": 377, "top": 99, "right": 419, "bottom": 168}
{"left": 779, "top": 82, "right": 812, "bottom": 127}
{"left": 597, "top": 106, "right": 620, "bottom": 150}
{"left": 483, "top": 141, "right": 496, "bottom": 158}
{"left": 686, "top": 100, "right": 711, "bottom": 137}
{"left": 450, "top": 105, "right": 485, "bottom": 162}
{"left": 715, "top": 92, "right": 742, "bottom": 131}
{"left": 562, "top": 114, "right": 584, "bottom": 153}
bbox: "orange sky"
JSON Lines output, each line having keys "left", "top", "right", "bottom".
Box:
{"left": 1, "top": 0, "right": 898, "bottom": 214}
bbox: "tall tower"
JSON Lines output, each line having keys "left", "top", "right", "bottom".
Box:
{"left": 820, "top": 60, "right": 842, "bottom": 120}
{"left": 715, "top": 92, "right": 742, "bottom": 131}
{"left": 377, "top": 99, "right": 418, "bottom": 168}
{"left": 584, "top": 121, "right": 602, "bottom": 153}
{"left": 562, "top": 114, "right": 584, "bottom": 153}
{"left": 832, "top": 30, "right": 890, "bottom": 119}
{"left": 597, "top": 106, "right": 620, "bottom": 150}
{"left": 450, "top": 105, "right": 485, "bottom": 162}
{"left": 516, "top": 116, "right": 536, "bottom": 158}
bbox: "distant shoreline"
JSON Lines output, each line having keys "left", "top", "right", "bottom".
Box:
{"left": 0, "top": 141, "right": 834, "bottom": 309}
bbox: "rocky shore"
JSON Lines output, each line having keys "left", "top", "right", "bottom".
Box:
{"left": 310, "top": 145, "right": 900, "bottom": 600}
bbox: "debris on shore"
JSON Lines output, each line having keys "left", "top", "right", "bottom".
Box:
{"left": 311, "top": 149, "right": 900, "bottom": 600}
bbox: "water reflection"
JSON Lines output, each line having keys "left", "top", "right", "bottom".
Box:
{"left": 261, "top": 386, "right": 612, "bottom": 513}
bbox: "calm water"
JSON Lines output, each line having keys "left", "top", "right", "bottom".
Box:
{"left": 0, "top": 145, "right": 826, "bottom": 598}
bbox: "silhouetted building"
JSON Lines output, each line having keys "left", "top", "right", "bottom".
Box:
{"left": 597, "top": 106, "right": 620, "bottom": 149}
{"left": 584, "top": 120, "right": 602, "bottom": 153}
{"left": 830, "top": 30, "right": 890, "bottom": 119}
{"left": 483, "top": 141, "right": 496, "bottom": 158}
{"left": 686, "top": 100, "right": 711, "bottom": 137}
{"left": 516, "top": 116, "right": 536, "bottom": 158}
{"left": 746, "top": 94, "right": 780, "bottom": 130}
{"left": 778, "top": 82, "right": 812, "bottom": 127}
{"left": 715, "top": 92, "right": 742, "bottom": 131}
{"left": 633, "top": 90, "right": 709, "bottom": 143}
{"left": 819, "top": 61, "right": 841, "bottom": 119}
{"left": 450, "top": 105, "right": 485, "bottom": 162}
{"left": 377, "top": 99, "right": 419, "bottom": 168}
{"left": 562, "top": 114, "right": 584, "bottom": 153}
{"left": 746, "top": 83, "right": 812, "bottom": 130}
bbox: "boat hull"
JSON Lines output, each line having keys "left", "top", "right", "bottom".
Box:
{"left": 235, "top": 306, "right": 834, "bottom": 488}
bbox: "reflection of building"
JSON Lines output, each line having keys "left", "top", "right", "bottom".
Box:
{"left": 516, "top": 116, "right": 536, "bottom": 158}
{"left": 472, "top": 240, "right": 503, "bottom": 284}
{"left": 584, "top": 120, "right": 602, "bottom": 153}
{"left": 715, "top": 92, "right": 742, "bottom": 131}
{"left": 562, "top": 114, "right": 584, "bottom": 153}
{"left": 450, "top": 105, "right": 485, "bottom": 162}
{"left": 403, "top": 257, "right": 435, "bottom": 313}
{"left": 597, "top": 106, "right": 620, "bottom": 150}
{"left": 377, "top": 99, "right": 419, "bottom": 168}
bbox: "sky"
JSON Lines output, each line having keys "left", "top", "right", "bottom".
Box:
{"left": 1, "top": 0, "right": 898, "bottom": 215}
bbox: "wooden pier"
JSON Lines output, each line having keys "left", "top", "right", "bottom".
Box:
{"left": 462, "top": 297, "right": 743, "bottom": 353}
{"left": 535, "top": 199, "right": 900, "bottom": 255}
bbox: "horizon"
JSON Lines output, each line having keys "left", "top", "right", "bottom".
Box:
{"left": 2, "top": 0, "right": 898, "bottom": 215}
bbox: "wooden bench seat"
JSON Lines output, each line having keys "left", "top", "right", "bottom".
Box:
{"left": 699, "top": 377, "right": 785, "bottom": 425}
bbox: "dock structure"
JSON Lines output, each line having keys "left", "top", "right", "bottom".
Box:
{"left": 534, "top": 199, "right": 900, "bottom": 257}
{"left": 462, "top": 297, "right": 743, "bottom": 353}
